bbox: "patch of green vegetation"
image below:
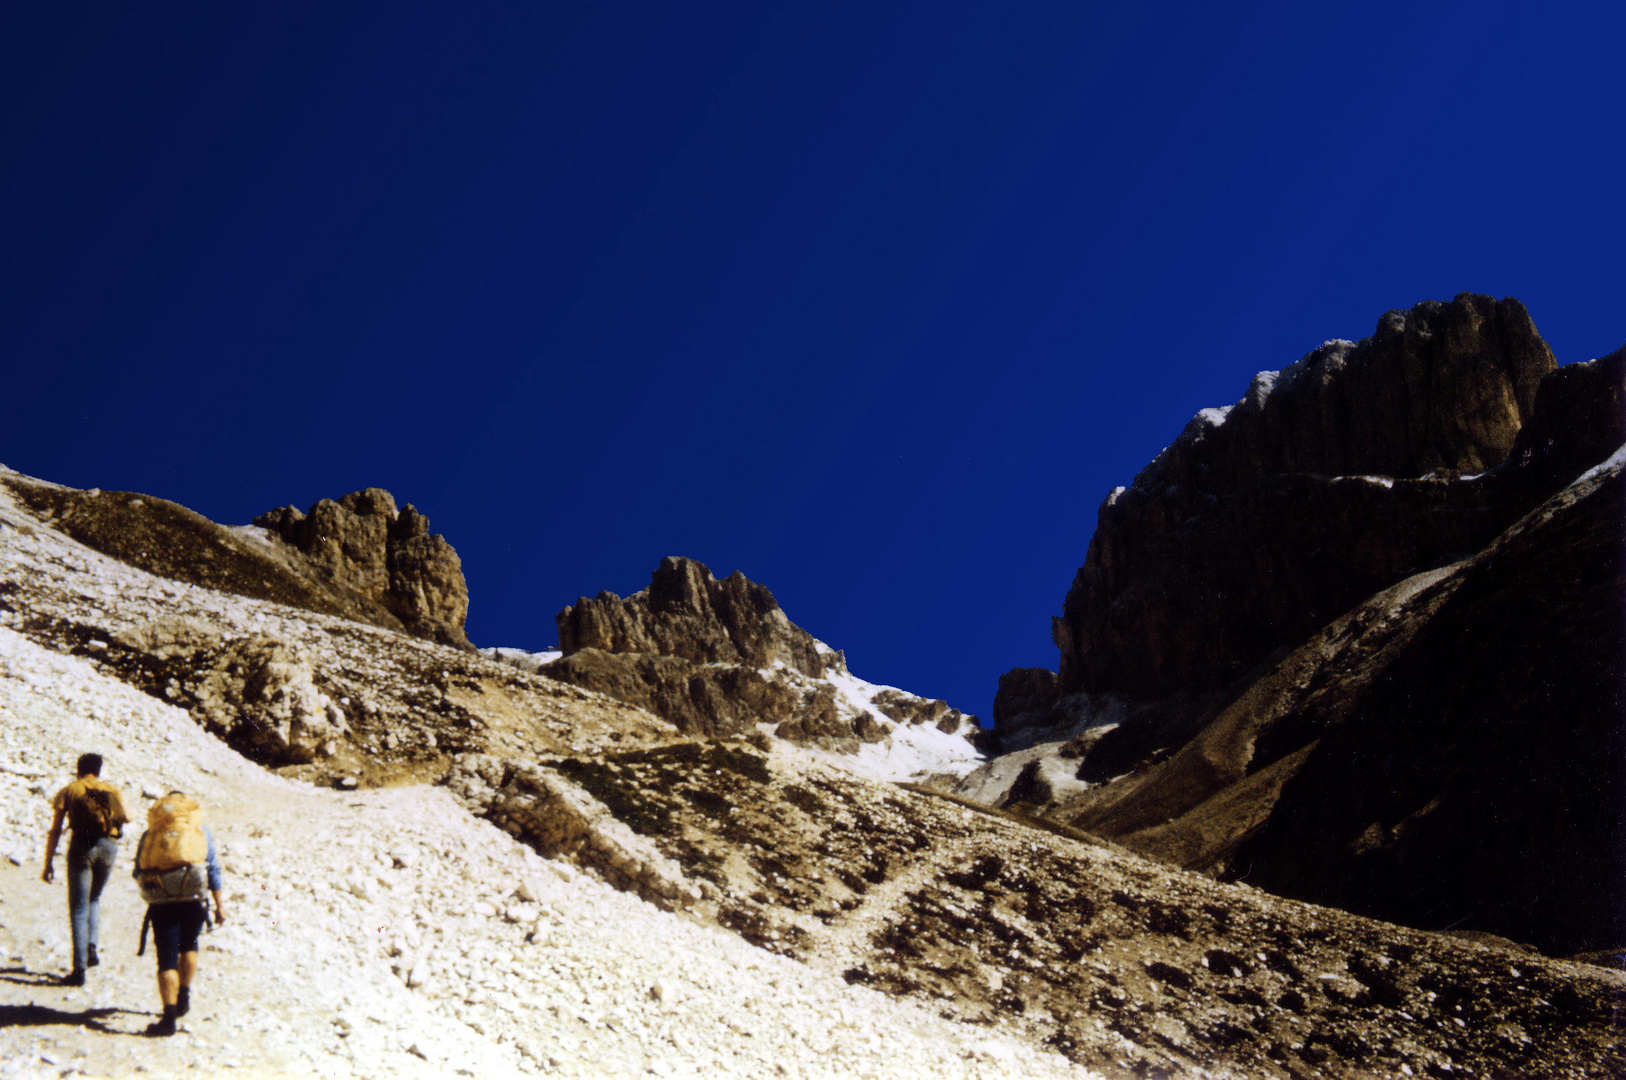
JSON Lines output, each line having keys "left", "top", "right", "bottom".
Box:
{"left": 552, "top": 758, "right": 678, "bottom": 837}
{"left": 680, "top": 787, "right": 732, "bottom": 818}
{"left": 697, "top": 743, "right": 771, "bottom": 784}
{"left": 780, "top": 784, "right": 825, "bottom": 815}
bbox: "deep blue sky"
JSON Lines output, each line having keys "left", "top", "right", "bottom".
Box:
{"left": 4, "top": 1, "right": 1622, "bottom": 720}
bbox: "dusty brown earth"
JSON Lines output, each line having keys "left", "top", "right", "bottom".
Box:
{"left": 473, "top": 743, "right": 1626, "bottom": 1079}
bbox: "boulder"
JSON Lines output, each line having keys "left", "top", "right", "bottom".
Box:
{"left": 191, "top": 635, "right": 349, "bottom": 764}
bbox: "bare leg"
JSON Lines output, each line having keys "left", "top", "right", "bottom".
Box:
{"left": 177, "top": 952, "right": 198, "bottom": 989}
{"left": 157, "top": 968, "right": 179, "bottom": 1007}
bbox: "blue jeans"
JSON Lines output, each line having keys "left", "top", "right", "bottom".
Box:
{"left": 66, "top": 838, "right": 118, "bottom": 972}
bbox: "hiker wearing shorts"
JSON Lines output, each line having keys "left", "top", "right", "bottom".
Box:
{"left": 131, "top": 792, "right": 225, "bottom": 1037}
{"left": 41, "top": 753, "right": 130, "bottom": 986}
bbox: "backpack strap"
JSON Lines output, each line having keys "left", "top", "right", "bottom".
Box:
{"left": 137, "top": 908, "right": 152, "bottom": 957}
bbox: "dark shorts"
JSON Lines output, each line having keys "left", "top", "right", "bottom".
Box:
{"left": 149, "top": 901, "right": 207, "bottom": 971}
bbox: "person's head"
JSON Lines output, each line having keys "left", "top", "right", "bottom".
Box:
{"left": 76, "top": 753, "right": 103, "bottom": 778}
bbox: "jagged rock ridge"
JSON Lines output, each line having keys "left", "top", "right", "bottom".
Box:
{"left": 0, "top": 477, "right": 473, "bottom": 650}
{"left": 537, "top": 557, "right": 988, "bottom": 774}
{"left": 558, "top": 555, "right": 828, "bottom": 676}
{"left": 1053, "top": 293, "right": 1555, "bottom": 703}
{"left": 254, "top": 487, "right": 472, "bottom": 649}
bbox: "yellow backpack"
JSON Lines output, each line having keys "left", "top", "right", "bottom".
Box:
{"left": 135, "top": 794, "right": 210, "bottom": 907}
{"left": 137, "top": 794, "right": 208, "bottom": 872}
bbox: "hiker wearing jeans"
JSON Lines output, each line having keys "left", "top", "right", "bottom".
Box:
{"left": 132, "top": 792, "right": 226, "bottom": 1037}
{"left": 41, "top": 753, "right": 130, "bottom": 986}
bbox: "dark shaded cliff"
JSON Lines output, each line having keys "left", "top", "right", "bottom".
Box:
{"left": 987, "top": 296, "right": 1625, "bottom": 958}
{"left": 1053, "top": 293, "right": 1555, "bottom": 702}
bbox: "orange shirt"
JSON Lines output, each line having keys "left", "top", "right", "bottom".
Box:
{"left": 51, "top": 776, "right": 130, "bottom": 846}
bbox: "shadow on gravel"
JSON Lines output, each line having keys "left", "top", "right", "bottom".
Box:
{"left": 0, "top": 966, "right": 68, "bottom": 988}
{"left": 0, "top": 1002, "right": 136, "bottom": 1034}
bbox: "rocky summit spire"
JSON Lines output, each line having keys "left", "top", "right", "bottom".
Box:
{"left": 557, "top": 556, "right": 826, "bottom": 676}
{"left": 254, "top": 488, "right": 471, "bottom": 649}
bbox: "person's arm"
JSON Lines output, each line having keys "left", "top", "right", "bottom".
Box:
{"left": 108, "top": 786, "right": 130, "bottom": 835}
{"left": 205, "top": 827, "right": 226, "bottom": 925}
{"left": 40, "top": 805, "right": 66, "bottom": 883}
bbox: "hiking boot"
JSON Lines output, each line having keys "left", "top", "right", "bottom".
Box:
{"left": 86, "top": 945, "right": 99, "bottom": 968}
{"left": 175, "top": 986, "right": 190, "bottom": 1017}
{"left": 144, "top": 1015, "right": 177, "bottom": 1038}
{"left": 62, "top": 970, "right": 85, "bottom": 987}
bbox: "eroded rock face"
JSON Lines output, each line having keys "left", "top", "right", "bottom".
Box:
{"left": 191, "top": 635, "right": 349, "bottom": 764}
{"left": 1054, "top": 294, "right": 1556, "bottom": 702}
{"left": 1231, "top": 443, "right": 1626, "bottom": 955}
{"left": 543, "top": 558, "right": 983, "bottom": 763}
{"left": 255, "top": 489, "right": 471, "bottom": 649}
{"left": 1003, "top": 322, "right": 1626, "bottom": 957}
{"left": 991, "top": 667, "right": 1059, "bottom": 740}
{"left": 557, "top": 556, "right": 825, "bottom": 676}
{"left": 537, "top": 647, "right": 801, "bottom": 739}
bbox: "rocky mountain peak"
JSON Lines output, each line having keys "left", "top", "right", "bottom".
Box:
{"left": 538, "top": 557, "right": 985, "bottom": 769}
{"left": 557, "top": 556, "right": 827, "bottom": 677}
{"left": 974, "top": 305, "right": 1625, "bottom": 961}
{"left": 1052, "top": 293, "right": 1567, "bottom": 703}
{"left": 1132, "top": 293, "right": 1553, "bottom": 497}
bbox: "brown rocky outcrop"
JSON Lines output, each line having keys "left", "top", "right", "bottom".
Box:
{"left": 255, "top": 488, "right": 471, "bottom": 648}
{"left": 0, "top": 477, "right": 476, "bottom": 652}
{"left": 1052, "top": 294, "right": 1556, "bottom": 703}
{"left": 538, "top": 647, "right": 857, "bottom": 741}
{"left": 542, "top": 557, "right": 981, "bottom": 756}
{"left": 557, "top": 556, "right": 825, "bottom": 676}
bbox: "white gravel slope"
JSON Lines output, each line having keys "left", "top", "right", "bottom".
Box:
{"left": 0, "top": 628, "right": 1091, "bottom": 1080}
